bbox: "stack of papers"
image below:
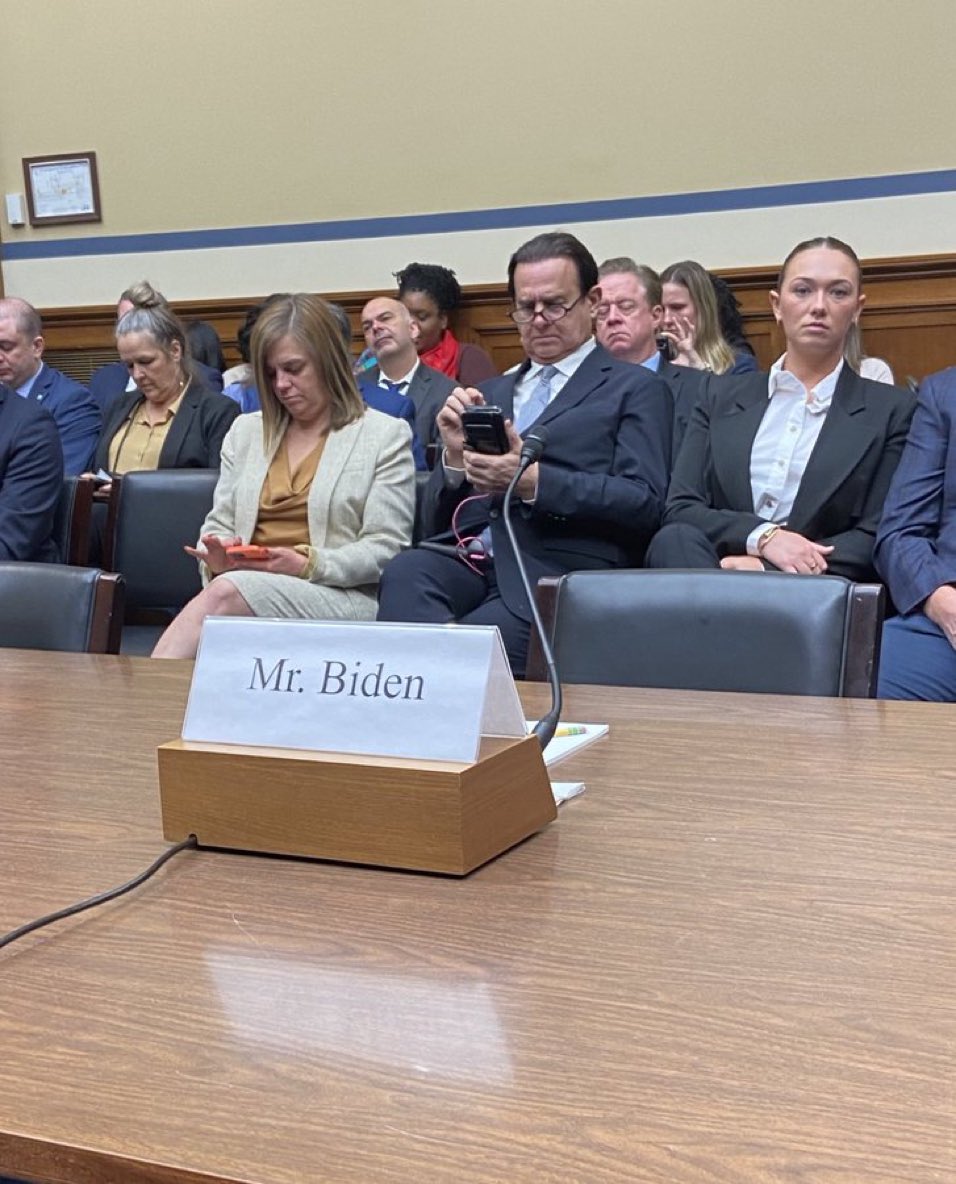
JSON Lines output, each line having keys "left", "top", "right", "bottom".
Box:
{"left": 524, "top": 721, "right": 610, "bottom": 807}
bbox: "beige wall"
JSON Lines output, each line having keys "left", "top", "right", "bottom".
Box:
{"left": 2, "top": 0, "right": 955, "bottom": 303}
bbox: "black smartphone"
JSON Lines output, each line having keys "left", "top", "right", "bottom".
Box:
{"left": 461, "top": 406, "right": 509, "bottom": 455}
{"left": 656, "top": 335, "right": 675, "bottom": 362}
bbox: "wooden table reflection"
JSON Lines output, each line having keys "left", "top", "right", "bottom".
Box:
{"left": 1, "top": 650, "right": 955, "bottom": 1183}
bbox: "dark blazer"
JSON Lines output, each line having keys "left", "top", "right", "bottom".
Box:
{"left": 875, "top": 367, "right": 956, "bottom": 613}
{"left": 27, "top": 364, "right": 101, "bottom": 476}
{"left": 94, "top": 381, "right": 240, "bottom": 473}
{"left": 659, "top": 359, "right": 708, "bottom": 461}
{"left": 423, "top": 344, "right": 673, "bottom": 620}
{"left": 366, "top": 362, "right": 456, "bottom": 447}
{"left": 0, "top": 384, "right": 63, "bottom": 561}
{"left": 360, "top": 381, "right": 427, "bottom": 470}
{"left": 665, "top": 366, "right": 916, "bottom": 582}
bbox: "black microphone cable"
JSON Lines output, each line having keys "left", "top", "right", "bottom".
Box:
{"left": 0, "top": 835, "right": 198, "bottom": 953}
{"left": 501, "top": 427, "right": 563, "bottom": 750}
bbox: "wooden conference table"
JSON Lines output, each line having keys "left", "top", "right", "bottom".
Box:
{"left": 1, "top": 650, "right": 955, "bottom": 1184}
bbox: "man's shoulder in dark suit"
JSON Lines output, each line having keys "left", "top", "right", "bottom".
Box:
{"left": 0, "top": 382, "right": 64, "bottom": 561}
{"left": 32, "top": 364, "right": 101, "bottom": 475}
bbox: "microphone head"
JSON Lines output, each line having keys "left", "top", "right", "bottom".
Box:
{"left": 520, "top": 427, "right": 549, "bottom": 464}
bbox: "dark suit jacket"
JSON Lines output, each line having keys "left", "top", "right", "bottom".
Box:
{"left": 360, "top": 381, "right": 427, "bottom": 470}
{"left": 94, "top": 381, "right": 240, "bottom": 473}
{"left": 0, "top": 384, "right": 64, "bottom": 561}
{"left": 423, "top": 344, "right": 673, "bottom": 620}
{"left": 874, "top": 367, "right": 956, "bottom": 613}
{"left": 27, "top": 364, "right": 101, "bottom": 476}
{"left": 366, "top": 362, "right": 456, "bottom": 447}
{"left": 659, "top": 359, "right": 708, "bottom": 461}
{"left": 665, "top": 366, "right": 916, "bottom": 582}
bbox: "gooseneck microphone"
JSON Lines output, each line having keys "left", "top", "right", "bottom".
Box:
{"left": 501, "top": 428, "right": 563, "bottom": 751}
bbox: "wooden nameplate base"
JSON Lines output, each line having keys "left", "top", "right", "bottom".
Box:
{"left": 157, "top": 734, "right": 556, "bottom": 876}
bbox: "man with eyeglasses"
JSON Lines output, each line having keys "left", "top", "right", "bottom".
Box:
{"left": 377, "top": 230, "right": 672, "bottom": 676}
{"left": 594, "top": 257, "right": 706, "bottom": 459}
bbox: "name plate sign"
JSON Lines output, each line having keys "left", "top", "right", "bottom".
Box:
{"left": 181, "top": 617, "right": 526, "bottom": 763}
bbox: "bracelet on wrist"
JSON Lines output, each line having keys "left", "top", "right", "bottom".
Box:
{"left": 757, "top": 524, "right": 781, "bottom": 555}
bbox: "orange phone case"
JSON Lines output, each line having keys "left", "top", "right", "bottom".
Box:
{"left": 226, "top": 545, "right": 271, "bottom": 560}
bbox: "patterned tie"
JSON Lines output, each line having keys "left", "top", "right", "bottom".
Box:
{"left": 516, "top": 364, "right": 557, "bottom": 432}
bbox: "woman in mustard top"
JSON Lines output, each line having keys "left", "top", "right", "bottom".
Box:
{"left": 152, "top": 294, "right": 415, "bottom": 658}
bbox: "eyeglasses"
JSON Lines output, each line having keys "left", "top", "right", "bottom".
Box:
{"left": 594, "top": 300, "right": 644, "bottom": 321}
{"left": 508, "top": 294, "right": 584, "bottom": 325}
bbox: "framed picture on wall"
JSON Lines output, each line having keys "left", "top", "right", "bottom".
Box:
{"left": 22, "top": 151, "right": 102, "bottom": 226}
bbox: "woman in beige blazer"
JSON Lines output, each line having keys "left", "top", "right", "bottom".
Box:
{"left": 153, "top": 294, "right": 415, "bottom": 658}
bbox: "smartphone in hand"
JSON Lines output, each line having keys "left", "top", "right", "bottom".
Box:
{"left": 225, "top": 545, "right": 272, "bottom": 560}
{"left": 461, "top": 406, "right": 509, "bottom": 454}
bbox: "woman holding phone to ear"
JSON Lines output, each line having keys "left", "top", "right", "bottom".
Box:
{"left": 152, "top": 294, "right": 415, "bottom": 658}
{"left": 659, "top": 260, "right": 757, "bottom": 375}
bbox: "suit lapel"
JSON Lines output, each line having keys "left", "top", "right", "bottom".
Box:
{"left": 27, "top": 366, "right": 53, "bottom": 405}
{"left": 532, "top": 346, "right": 611, "bottom": 430}
{"left": 484, "top": 365, "right": 525, "bottom": 420}
{"left": 709, "top": 373, "right": 769, "bottom": 511}
{"left": 159, "top": 387, "right": 200, "bottom": 466}
{"left": 231, "top": 425, "right": 268, "bottom": 541}
{"left": 788, "top": 366, "right": 874, "bottom": 528}
{"left": 306, "top": 416, "right": 362, "bottom": 549}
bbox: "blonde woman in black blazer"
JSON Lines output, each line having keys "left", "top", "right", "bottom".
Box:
{"left": 647, "top": 237, "right": 915, "bottom": 583}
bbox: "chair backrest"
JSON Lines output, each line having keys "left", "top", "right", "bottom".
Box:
{"left": 527, "top": 569, "right": 885, "bottom": 698}
{"left": 0, "top": 563, "right": 124, "bottom": 653}
{"left": 413, "top": 470, "right": 432, "bottom": 545}
{"left": 106, "top": 470, "right": 219, "bottom": 613}
{"left": 51, "top": 475, "right": 94, "bottom": 565}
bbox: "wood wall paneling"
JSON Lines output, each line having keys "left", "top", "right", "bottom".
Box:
{"left": 38, "top": 254, "right": 956, "bottom": 386}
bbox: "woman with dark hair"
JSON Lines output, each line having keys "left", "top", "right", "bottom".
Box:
{"left": 395, "top": 261, "right": 498, "bottom": 385}
{"left": 185, "top": 320, "right": 226, "bottom": 374}
{"left": 709, "top": 274, "right": 757, "bottom": 364}
{"left": 660, "top": 260, "right": 757, "bottom": 375}
{"left": 221, "top": 295, "right": 290, "bottom": 413}
{"left": 647, "top": 236, "right": 915, "bottom": 581}
{"left": 152, "top": 294, "right": 415, "bottom": 658}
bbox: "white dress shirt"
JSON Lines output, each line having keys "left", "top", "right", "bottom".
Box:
{"left": 378, "top": 358, "right": 419, "bottom": 393}
{"left": 510, "top": 337, "right": 597, "bottom": 423}
{"left": 746, "top": 357, "right": 843, "bottom": 555}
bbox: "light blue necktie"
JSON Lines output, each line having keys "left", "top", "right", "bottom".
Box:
{"left": 516, "top": 364, "right": 557, "bottom": 432}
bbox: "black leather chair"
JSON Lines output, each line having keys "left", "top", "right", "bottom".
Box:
{"left": 0, "top": 563, "right": 124, "bottom": 653}
{"left": 413, "top": 470, "right": 433, "bottom": 545}
{"left": 51, "top": 475, "right": 95, "bottom": 565}
{"left": 526, "top": 569, "right": 885, "bottom": 697}
{"left": 104, "top": 469, "right": 220, "bottom": 655}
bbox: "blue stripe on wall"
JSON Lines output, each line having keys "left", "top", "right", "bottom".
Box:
{"left": 4, "top": 169, "right": 955, "bottom": 262}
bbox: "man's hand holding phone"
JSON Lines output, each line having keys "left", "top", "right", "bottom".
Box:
{"left": 436, "top": 386, "right": 486, "bottom": 466}
{"left": 462, "top": 418, "right": 537, "bottom": 496}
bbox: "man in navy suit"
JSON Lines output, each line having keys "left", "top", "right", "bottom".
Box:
{"left": 377, "top": 231, "right": 673, "bottom": 675}
{"left": 594, "top": 257, "right": 706, "bottom": 460}
{"left": 875, "top": 368, "right": 956, "bottom": 699}
{"left": 0, "top": 382, "right": 63, "bottom": 561}
{"left": 0, "top": 297, "right": 100, "bottom": 475}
